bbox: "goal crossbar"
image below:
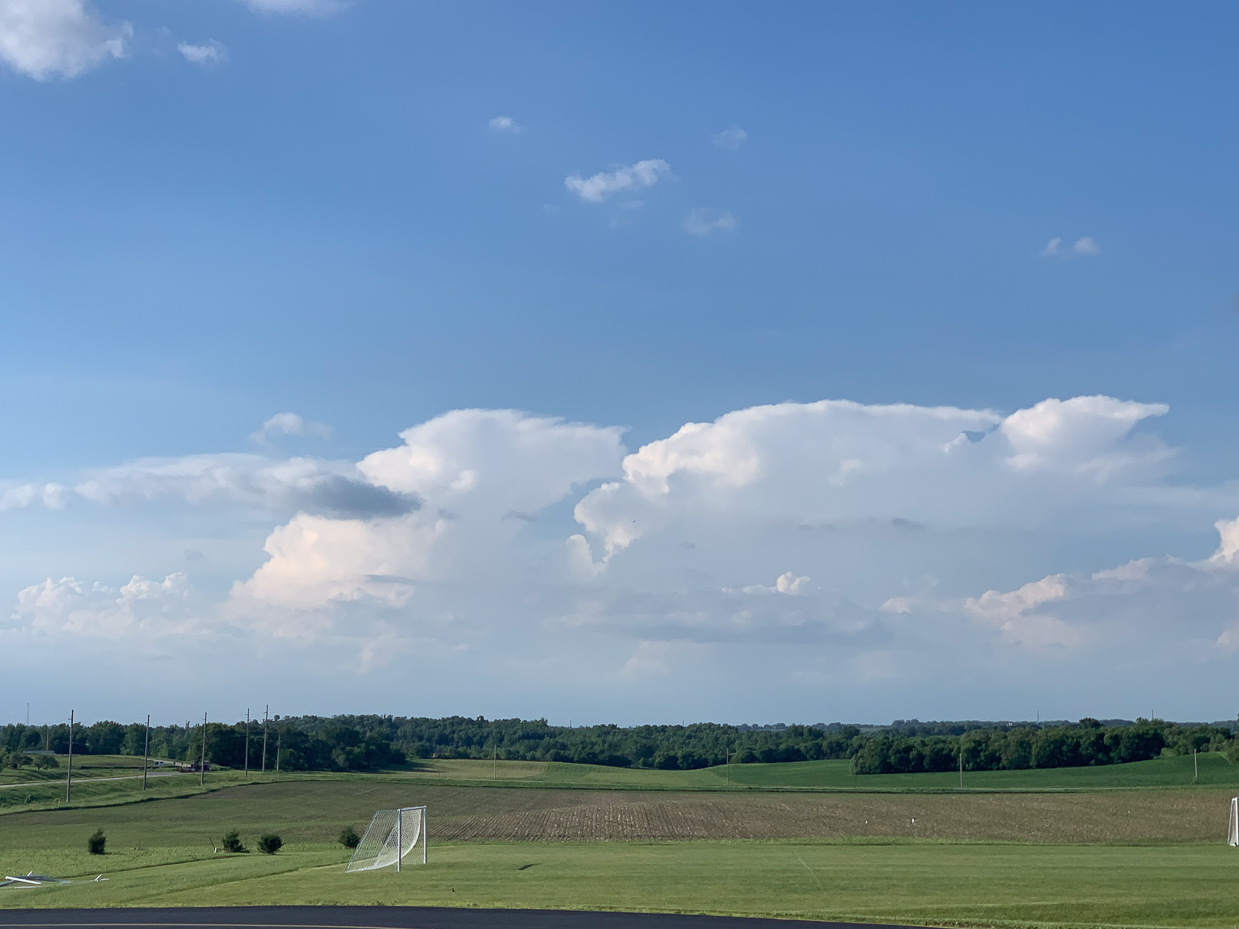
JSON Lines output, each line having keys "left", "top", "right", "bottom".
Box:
{"left": 345, "top": 806, "right": 426, "bottom": 872}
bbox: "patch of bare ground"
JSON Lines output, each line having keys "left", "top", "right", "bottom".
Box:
{"left": 426, "top": 787, "right": 1236, "bottom": 843}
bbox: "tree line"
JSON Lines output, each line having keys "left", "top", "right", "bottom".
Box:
{"left": 849, "top": 718, "right": 1233, "bottom": 774}
{"left": 2, "top": 715, "right": 1234, "bottom": 774}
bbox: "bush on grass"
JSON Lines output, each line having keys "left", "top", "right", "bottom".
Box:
{"left": 338, "top": 825, "right": 360, "bottom": 849}
{"left": 88, "top": 829, "right": 106, "bottom": 855}
{"left": 221, "top": 830, "right": 247, "bottom": 853}
{"left": 257, "top": 833, "right": 283, "bottom": 855}
{"left": 33, "top": 755, "right": 59, "bottom": 769}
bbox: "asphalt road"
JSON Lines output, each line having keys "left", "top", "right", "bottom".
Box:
{"left": 0, "top": 908, "right": 917, "bottom": 929}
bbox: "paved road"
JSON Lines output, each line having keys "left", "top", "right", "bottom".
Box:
{"left": 0, "top": 908, "right": 918, "bottom": 929}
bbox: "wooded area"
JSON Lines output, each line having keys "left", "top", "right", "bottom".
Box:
{"left": 1, "top": 715, "right": 1233, "bottom": 774}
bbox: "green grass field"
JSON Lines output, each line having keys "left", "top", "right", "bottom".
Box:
{"left": 3, "top": 756, "right": 1239, "bottom": 927}
{"left": 7, "top": 839, "right": 1239, "bottom": 928}
{"left": 403, "top": 752, "right": 1239, "bottom": 792}
{"left": 5, "top": 752, "right": 1233, "bottom": 816}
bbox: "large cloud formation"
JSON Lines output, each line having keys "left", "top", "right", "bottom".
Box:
{"left": 6, "top": 396, "right": 1238, "bottom": 720}
{"left": 0, "top": 0, "right": 129, "bottom": 80}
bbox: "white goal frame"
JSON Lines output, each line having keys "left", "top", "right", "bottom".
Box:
{"left": 1229, "top": 798, "right": 1238, "bottom": 847}
{"left": 345, "top": 806, "right": 427, "bottom": 872}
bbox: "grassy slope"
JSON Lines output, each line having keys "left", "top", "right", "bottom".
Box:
{"left": 3, "top": 778, "right": 1239, "bottom": 926}
{"left": 5, "top": 840, "right": 1239, "bottom": 928}
{"left": 719, "top": 751, "right": 1239, "bottom": 790}
{"left": 4, "top": 757, "right": 1238, "bottom": 927}
{"left": 4, "top": 753, "right": 1234, "bottom": 811}
{"left": 393, "top": 752, "right": 1239, "bottom": 792}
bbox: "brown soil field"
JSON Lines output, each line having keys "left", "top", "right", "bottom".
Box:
{"left": 187, "top": 782, "right": 1235, "bottom": 845}
{"left": 427, "top": 787, "right": 1233, "bottom": 844}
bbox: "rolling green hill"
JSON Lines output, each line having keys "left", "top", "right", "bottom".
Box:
{"left": 390, "top": 751, "right": 1239, "bottom": 792}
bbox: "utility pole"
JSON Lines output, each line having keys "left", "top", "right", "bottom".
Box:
{"left": 261, "top": 705, "right": 269, "bottom": 775}
{"left": 275, "top": 728, "right": 281, "bottom": 781}
{"left": 199, "top": 713, "right": 207, "bottom": 786}
{"left": 66, "top": 710, "right": 74, "bottom": 803}
{"left": 142, "top": 715, "right": 150, "bottom": 790}
{"left": 1194, "top": 748, "right": 1199, "bottom": 783}
{"left": 244, "top": 709, "right": 250, "bottom": 780}
{"left": 958, "top": 748, "right": 964, "bottom": 789}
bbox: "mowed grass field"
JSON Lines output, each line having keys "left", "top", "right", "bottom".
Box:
{"left": 4, "top": 758, "right": 1239, "bottom": 927}
{"left": 401, "top": 752, "right": 1239, "bottom": 791}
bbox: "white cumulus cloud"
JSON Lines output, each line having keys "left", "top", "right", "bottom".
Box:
{"left": 240, "top": 0, "right": 345, "bottom": 15}
{"left": 0, "top": 483, "right": 67, "bottom": 511}
{"left": 1042, "top": 236, "right": 1101, "bottom": 258}
{"left": 565, "top": 159, "right": 670, "bottom": 203}
{"left": 75, "top": 454, "right": 414, "bottom": 518}
{"left": 0, "top": 0, "right": 130, "bottom": 80}
{"left": 684, "top": 208, "right": 737, "bottom": 237}
{"left": 488, "top": 115, "right": 522, "bottom": 134}
{"left": 712, "top": 126, "right": 748, "bottom": 149}
{"left": 573, "top": 397, "right": 1172, "bottom": 561}
{"left": 10, "top": 395, "right": 1239, "bottom": 718}
{"left": 229, "top": 409, "right": 626, "bottom": 629}
{"left": 178, "top": 40, "right": 228, "bottom": 66}
{"left": 962, "top": 517, "right": 1239, "bottom": 652}
{"left": 251, "top": 411, "right": 332, "bottom": 442}
{"left": 11, "top": 574, "right": 198, "bottom": 639}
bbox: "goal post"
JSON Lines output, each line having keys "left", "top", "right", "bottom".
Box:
{"left": 345, "top": 806, "right": 427, "bottom": 872}
{"left": 1229, "top": 798, "right": 1238, "bottom": 847}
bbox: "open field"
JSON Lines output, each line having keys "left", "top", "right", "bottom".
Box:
{"left": 4, "top": 753, "right": 1233, "bottom": 817}
{"left": 4, "top": 779, "right": 1233, "bottom": 846}
{"left": 397, "top": 753, "right": 1239, "bottom": 792}
{"left": 2, "top": 778, "right": 1239, "bottom": 927}
{"left": 4, "top": 837, "right": 1239, "bottom": 927}
{"left": 4, "top": 763, "right": 1239, "bottom": 926}
{"left": 0, "top": 755, "right": 162, "bottom": 787}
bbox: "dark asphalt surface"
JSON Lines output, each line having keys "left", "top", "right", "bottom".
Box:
{"left": 0, "top": 908, "right": 917, "bottom": 929}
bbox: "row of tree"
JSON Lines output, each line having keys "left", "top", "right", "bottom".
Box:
{"left": 2, "top": 716, "right": 1234, "bottom": 774}
{"left": 0, "top": 719, "right": 405, "bottom": 773}
{"left": 850, "top": 718, "right": 1234, "bottom": 774}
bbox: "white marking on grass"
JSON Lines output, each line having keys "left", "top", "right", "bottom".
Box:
{"left": 793, "top": 849, "right": 823, "bottom": 890}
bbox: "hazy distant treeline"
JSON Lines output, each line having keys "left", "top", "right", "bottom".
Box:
{"left": 2, "top": 715, "right": 1234, "bottom": 774}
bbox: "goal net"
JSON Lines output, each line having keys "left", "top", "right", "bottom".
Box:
{"left": 345, "top": 806, "right": 426, "bottom": 872}
{"left": 1229, "top": 798, "right": 1238, "bottom": 847}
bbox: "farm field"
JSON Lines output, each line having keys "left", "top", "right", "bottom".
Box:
{"left": 0, "top": 755, "right": 163, "bottom": 786}
{"left": 5, "top": 752, "right": 1234, "bottom": 816}
{"left": 4, "top": 779, "right": 1233, "bottom": 845}
{"left": 393, "top": 753, "right": 1239, "bottom": 792}
{"left": 3, "top": 834, "right": 1239, "bottom": 927}
{"left": 3, "top": 776, "right": 1239, "bottom": 926}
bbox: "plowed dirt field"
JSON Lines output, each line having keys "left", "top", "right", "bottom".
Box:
{"left": 174, "top": 781, "right": 1233, "bottom": 844}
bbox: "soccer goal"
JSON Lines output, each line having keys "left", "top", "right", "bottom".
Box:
{"left": 345, "top": 806, "right": 427, "bottom": 872}
{"left": 1229, "top": 798, "right": 1238, "bottom": 847}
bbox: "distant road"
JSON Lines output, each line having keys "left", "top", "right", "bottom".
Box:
{"left": 0, "top": 908, "right": 919, "bottom": 929}
{"left": 0, "top": 773, "right": 186, "bottom": 791}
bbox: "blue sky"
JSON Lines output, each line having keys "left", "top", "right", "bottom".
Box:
{"left": 1, "top": 0, "right": 1236, "bottom": 728}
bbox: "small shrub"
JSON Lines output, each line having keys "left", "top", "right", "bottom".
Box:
{"left": 338, "top": 825, "right": 360, "bottom": 849}
{"left": 257, "top": 833, "right": 283, "bottom": 855}
{"left": 8, "top": 753, "right": 32, "bottom": 769}
{"left": 221, "top": 830, "right": 247, "bottom": 853}
{"left": 34, "top": 755, "right": 59, "bottom": 769}
{"left": 88, "top": 829, "right": 106, "bottom": 855}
